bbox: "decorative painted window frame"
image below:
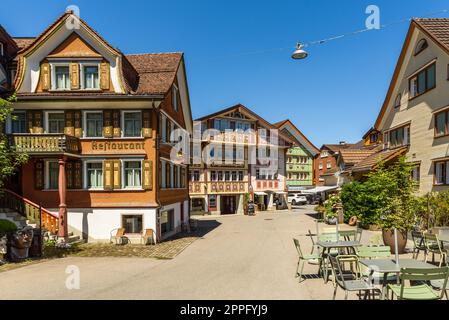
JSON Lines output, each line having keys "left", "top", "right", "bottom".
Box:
{"left": 83, "top": 159, "right": 104, "bottom": 190}
{"left": 83, "top": 110, "right": 104, "bottom": 138}
{"left": 49, "top": 62, "right": 71, "bottom": 91}
{"left": 121, "top": 158, "right": 144, "bottom": 190}
{"left": 79, "top": 61, "right": 101, "bottom": 90}
{"left": 44, "top": 110, "right": 65, "bottom": 134}
{"left": 121, "top": 110, "right": 143, "bottom": 138}
{"left": 44, "top": 159, "right": 59, "bottom": 190}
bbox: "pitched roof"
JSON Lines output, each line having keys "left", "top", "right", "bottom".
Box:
{"left": 274, "top": 119, "right": 319, "bottom": 154}
{"left": 12, "top": 37, "right": 35, "bottom": 51}
{"left": 414, "top": 18, "right": 449, "bottom": 52}
{"left": 195, "top": 104, "right": 295, "bottom": 145}
{"left": 125, "top": 53, "right": 183, "bottom": 95}
{"left": 339, "top": 148, "right": 378, "bottom": 166}
{"left": 374, "top": 18, "right": 449, "bottom": 129}
{"left": 351, "top": 147, "right": 408, "bottom": 172}
{"left": 321, "top": 143, "right": 354, "bottom": 153}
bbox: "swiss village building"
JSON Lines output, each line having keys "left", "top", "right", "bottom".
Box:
{"left": 1, "top": 12, "right": 193, "bottom": 242}
{"left": 189, "top": 104, "right": 294, "bottom": 214}
{"left": 1, "top": 11, "right": 321, "bottom": 242}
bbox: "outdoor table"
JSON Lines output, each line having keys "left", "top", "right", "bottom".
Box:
{"left": 359, "top": 259, "right": 435, "bottom": 300}
{"left": 317, "top": 241, "right": 362, "bottom": 283}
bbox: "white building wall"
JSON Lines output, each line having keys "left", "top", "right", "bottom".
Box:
{"left": 48, "top": 208, "right": 157, "bottom": 242}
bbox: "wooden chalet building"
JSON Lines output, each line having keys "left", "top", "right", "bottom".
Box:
{"left": 3, "top": 11, "right": 193, "bottom": 242}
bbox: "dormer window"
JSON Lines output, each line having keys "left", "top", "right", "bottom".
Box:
{"left": 83, "top": 65, "right": 99, "bottom": 89}
{"left": 414, "top": 39, "right": 428, "bottom": 56}
{"left": 55, "top": 66, "right": 70, "bottom": 90}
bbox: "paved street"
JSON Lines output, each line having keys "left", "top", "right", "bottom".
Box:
{"left": 0, "top": 206, "right": 380, "bottom": 300}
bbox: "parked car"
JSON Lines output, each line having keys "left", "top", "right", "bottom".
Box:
{"left": 287, "top": 193, "right": 308, "bottom": 206}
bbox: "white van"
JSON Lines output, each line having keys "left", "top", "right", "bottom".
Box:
{"left": 287, "top": 193, "right": 307, "bottom": 205}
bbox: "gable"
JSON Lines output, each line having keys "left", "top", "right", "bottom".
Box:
{"left": 278, "top": 121, "right": 318, "bottom": 156}
{"left": 47, "top": 32, "right": 102, "bottom": 58}
{"left": 15, "top": 13, "right": 126, "bottom": 94}
{"left": 375, "top": 20, "right": 449, "bottom": 130}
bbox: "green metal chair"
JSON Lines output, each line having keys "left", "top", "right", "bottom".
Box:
{"left": 424, "top": 233, "right": 447, "bottom": 267}
{"left": 329, "top": 255, "right": 381, "bottom": 300}
{"left": 356, "top": 246, "right": 397, "bottom": 283}
{"left": 387, "top": 267, "right": 449, "bottom": 300}
{"left": 411, "top": 231, "right": 426, "bottom": 260}
{"left": 293, "top": 238, "right": 320, "bottom": 282}
{"left": 339, "top": 230, "right": 357, "bottom": 242}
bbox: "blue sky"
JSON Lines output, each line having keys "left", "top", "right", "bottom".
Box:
{"left": 1, "top": 0, "right": 448, "bottom": 147}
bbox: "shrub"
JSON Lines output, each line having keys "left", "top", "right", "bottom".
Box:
{"left": 0, "top": 219, "right": 18, "bottom": 235}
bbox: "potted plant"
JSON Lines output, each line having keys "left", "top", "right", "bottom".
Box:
{"left": 324, "top": 195, "right": 340, "bottom": 225}
{"left": 374, "top": 158, "right": 418, "bottom": 254}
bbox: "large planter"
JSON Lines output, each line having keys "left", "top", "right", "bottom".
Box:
{"left": 382, "top": 229, "right": 407, "bottom": 254}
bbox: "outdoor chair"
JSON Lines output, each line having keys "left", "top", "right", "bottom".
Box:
{"left": 424, "top": 233, "right": 447, "bottom": 267}
{"left": 293, "top": 238, "right": 320, "bottom": 282}
{"left": 307, "top": 229, "right": 317, "bottom": 255}
{"left": 387, "top": 267, "right": 449, "bottom": 300}
{"left": 411, "top": 231, "right": 426, "bottom": 260}
{"left": 329, "top": 255, "right": 381, "bottom": 300}
{"left": 141, "top": 228, "right": 156, "bottom": 245}
{"left": 356, "top": 245, "right": 397, "bottom": 284}
{"left": 110, "top": 228, "right": 127, "bottom": 245}
{"left": 339, "top": 230, "right": 357, "bottom": 242}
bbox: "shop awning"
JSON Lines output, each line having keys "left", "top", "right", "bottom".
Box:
{"left": 301, "top": 186, "right": 338, "bottom": 194}
{"left": 255, "top": 192, "right": 268, "bottom": 196}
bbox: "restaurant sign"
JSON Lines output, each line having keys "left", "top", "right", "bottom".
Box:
{"left": 87, "top": 140, "right": 146, "bottom": 154}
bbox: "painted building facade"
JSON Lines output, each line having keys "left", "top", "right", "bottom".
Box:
{"left": 3, "top": 12, "right": 193, "bottom": 242}
{"left": 189, "top": 104, "right": 292, "bottom": 214}
{"left": 274, "top": 120, "right": 318, "bottom": 192}
{"left": 373, "top": 18, "right": 449, "bottom": 194}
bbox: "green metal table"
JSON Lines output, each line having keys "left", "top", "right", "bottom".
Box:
{"left": 360, "top": 259, "right": 435, "bottom": 299}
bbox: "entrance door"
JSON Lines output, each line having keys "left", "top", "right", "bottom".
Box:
{"left": 221, "top": 196, "right": 236, "bottom": 215}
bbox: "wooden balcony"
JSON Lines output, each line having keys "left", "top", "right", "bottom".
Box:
{"left": 10, "top": 134, "right": 81, "bottom": 155}
{"left": 189, "top": 181, "right": 248, "bottom": 194}
{"left": 209, "top": 181, "right": 248, "bottom": 194}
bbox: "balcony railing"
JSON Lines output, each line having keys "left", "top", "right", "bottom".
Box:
{"left": 10, "top": 134, "right": 81, "bottom": 154}
{"left": 189, "top": 181, "right": 248, "bottom": 194}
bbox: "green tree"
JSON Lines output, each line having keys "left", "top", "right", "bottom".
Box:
{"left": 0, "top": 94, "right": 28, "bottom": 188}
{"left": 340, "top": 156, "right": 418, "bottom": 231}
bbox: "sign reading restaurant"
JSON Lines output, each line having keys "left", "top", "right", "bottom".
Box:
{"left": 88, "top": 140, "right": 146, "bottom": 154}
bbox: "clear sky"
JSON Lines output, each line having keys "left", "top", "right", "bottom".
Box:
{"left": 1, "top": 0, "right": 448, "bottom": 147}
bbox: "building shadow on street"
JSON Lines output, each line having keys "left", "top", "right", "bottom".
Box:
{"left": 164, "top": 219, "right": 222, "bottom": 241}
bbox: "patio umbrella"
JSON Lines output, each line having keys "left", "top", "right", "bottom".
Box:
{"left": 394, "top": 228, "right": 399, "bottom": 266}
